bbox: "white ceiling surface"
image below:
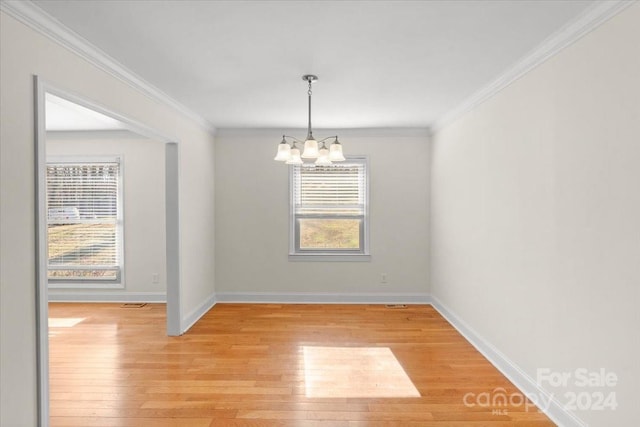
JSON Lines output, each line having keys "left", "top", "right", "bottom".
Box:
{"left": 46, "top": 93, "right": 128, "bottom": 131}
{"left": 33, "top": 0, "right": 596, "bottom": 129}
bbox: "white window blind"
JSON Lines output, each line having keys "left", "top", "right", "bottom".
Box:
{"left": 294, "top": 162, "right": 366, "bottom": 216}
{"left": 291, "top": 157, "right": 369, "bottom": 257}
{"left": 46, "top": 159, "right": 122, "bottom": 282}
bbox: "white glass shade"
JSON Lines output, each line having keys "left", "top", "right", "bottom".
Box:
{"left": 286, "top": 147, "right": 303, "bottom": 165}
{"left": 274, "top": 142, "right": 291, "bottom": 161}
{"left": 329, "top": 141, "right": 346, "bottom": 161}
{"left": 315, "top": 147, "right": 332, "bottom": 165}
{"left": 301, "top": 138, "right": 319, "bottom": 158}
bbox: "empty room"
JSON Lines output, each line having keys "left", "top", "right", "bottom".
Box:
{"left": 0, "top": 1, "right": 638, "bottom": 427}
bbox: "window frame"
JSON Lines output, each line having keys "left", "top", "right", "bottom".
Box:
{"left": 46, "top": 155, "right": 125, "bottom": 289}
{"left": 289, "top": 156, "right": 370, "bottom": 262}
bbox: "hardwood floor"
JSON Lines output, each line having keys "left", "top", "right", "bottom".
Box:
{"left": 49, "top": 303, "right": 555, "bottom": 426}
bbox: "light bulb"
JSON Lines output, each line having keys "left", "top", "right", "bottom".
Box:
{"left": 329, "top": 141, "right": 345, "bottom": 161}
{"left": 301, "top": 138, "right": 319, "bottom": 158}
{"left": 286, "top": 147, "right": 303, "bottom": 165}
{"left": 315, "top": 147, "right": 332, "bottom": 165}
{"left": 274, "top": 141, "right": 291, "bottom": 161}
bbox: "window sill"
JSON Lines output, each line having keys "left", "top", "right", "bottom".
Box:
{"left": 289, "top": 254, "right": 371, "bottom": 262}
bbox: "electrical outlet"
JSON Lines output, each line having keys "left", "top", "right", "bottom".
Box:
{"left": 381, "top": 273, "right": 388, "bottom": 284}
{"left": 152, "top": 273, "right": 160, "bottom": 284}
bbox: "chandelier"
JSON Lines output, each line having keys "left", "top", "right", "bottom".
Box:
{"left": 274, "top": 75, "right": 345, "bottom": 165}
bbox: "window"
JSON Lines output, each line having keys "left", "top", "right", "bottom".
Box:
{"left": 290, "top": 156, "right": 369, "bottom": 260}
{"left": 46, "top": 157, "right": 123, "bottom": 285}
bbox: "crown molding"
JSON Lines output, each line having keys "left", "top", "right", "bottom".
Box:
{"left": 3, "top": 0, "right": 632, "bottom": 135}
{"left": 0, "top": 0, "right": 216, "bottom": 135}
{"left": 215, "top": 127, "right": 431, "bottom": 138}
{"left": 432, "top": 0, "right": 635, "bottom": 132}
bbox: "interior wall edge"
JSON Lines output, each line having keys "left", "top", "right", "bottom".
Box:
{"left": 0, "top": 1, "right": 215, "bottom": 134}
{"left": 181, "top": 291, "right": 217, "bottom": 334}
{"left": 431, "top": 0, "right": 634, "bottom": 131}
{"left": 430, "top": 296, "right": 586, "bottom": 427}
{"left": 215, "top": 127, "right": 432, "bottom": 138}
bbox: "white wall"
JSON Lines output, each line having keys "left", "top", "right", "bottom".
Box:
{"left": 0, "top": 12, "right": 216, "bottom": 426}
{"left": 47, "top": 131, "right": 167, "bottom": 299}
{"left": 215, "top": 128, "right": 430, "bottom": 300}
{"left": 430, "top": 4, "right": 640, "bottom": 426}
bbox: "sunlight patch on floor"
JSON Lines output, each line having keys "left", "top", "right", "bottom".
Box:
{"left": 303, "top": 346, "right": 421, "bottom": 398}
{"left": 48, "top": 317, "right": 85, "bottom": 328}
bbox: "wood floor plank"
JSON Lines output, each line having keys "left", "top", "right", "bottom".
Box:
{"left": 49, "top": 303, "right": 555, "bottom": 426}
{"left": 50, "top": 417, "right": 213, "bottom": 427}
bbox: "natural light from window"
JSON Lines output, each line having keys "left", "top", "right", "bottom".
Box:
{"left": 48, "top": 317, "right": 86, "bottom": 338}
{"left": 48, "top": 317, "right": 85, "bottom": 328}
{"left": 302, "top": 346, "right": 420, "bottom": 398}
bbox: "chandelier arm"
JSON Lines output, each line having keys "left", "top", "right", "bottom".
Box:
{"left": 282, "top": 135, "right": 305, "bottom": 144}
{"left": 317, "top": 136, "right": 338, "bottom": 142}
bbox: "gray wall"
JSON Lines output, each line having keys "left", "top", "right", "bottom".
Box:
{"left": 215, "top": 128, "right": 430, "bottom": 300}
{"left": 430, "top": 4, "right": 640, "bottom": 425}
{"left": 47, "top": 131, "right": 167, "bottom": 300}
{"left": 0, "top": 12, "right": 216, "bottom": 426}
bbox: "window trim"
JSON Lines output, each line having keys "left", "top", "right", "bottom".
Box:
{"left": 46, "top": 155, "right": 125, "bottom": 289}
{"left": 289, "top": 156, "right": 370, "bottom": 262}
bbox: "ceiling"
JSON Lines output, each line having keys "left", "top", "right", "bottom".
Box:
{"left": 32, "top": 0, "right": 597, "bottom": 130}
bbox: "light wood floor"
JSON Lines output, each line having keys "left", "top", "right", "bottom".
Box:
{"left": 49, "top": 303, "right": 555, "bottom": 426}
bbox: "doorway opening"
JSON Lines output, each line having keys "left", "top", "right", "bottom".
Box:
{"left": 34, "top": 77, "right": 182, "bottom": 426}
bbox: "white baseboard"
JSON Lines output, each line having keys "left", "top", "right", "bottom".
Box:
{"left": 430, "top": 295, "right": 586, "bottom": 427}
{"left": 48, "top": 291, "right": 166, "bottom": 303}
{"left": 181, "top": 292, "right": 216, "bottom": 334}
{"left": 215, "top": 291, "right": 431, "bottom": 304}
